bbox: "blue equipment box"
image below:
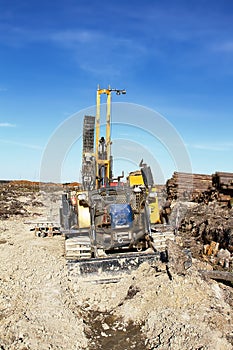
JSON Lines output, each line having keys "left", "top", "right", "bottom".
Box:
{"left": 109, "top": 204, "right": 133, "bottom": 228}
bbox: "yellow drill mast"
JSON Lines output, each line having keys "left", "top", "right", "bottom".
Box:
{"left": 95, "top": 85, "right": 126, "bottom": 188}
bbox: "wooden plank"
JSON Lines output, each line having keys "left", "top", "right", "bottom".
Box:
{"left": 199, "top": 270, "right": 233, "bottom": 283}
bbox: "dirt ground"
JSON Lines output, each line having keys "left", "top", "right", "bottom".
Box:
{"left": 0, "top": 189, "right": 233, "bottom": 349}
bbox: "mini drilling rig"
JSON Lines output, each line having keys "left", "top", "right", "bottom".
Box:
{"left": 60, "top": 86, "right": 174, "bottom": 280}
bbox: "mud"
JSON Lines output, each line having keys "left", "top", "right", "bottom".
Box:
{"left": 86, "top": 311, "right": 146, "bottom": 350}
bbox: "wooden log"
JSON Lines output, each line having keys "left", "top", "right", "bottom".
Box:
{"left": 199, "top": 270, "right": 233, "bottom": 283}
{"left": 166, "top": 172, "right": 213, "bottom": 200}
{"left": 215, "top": 171, "right": 233, "bottom": 177}
{"left": 218, "top": 194, "right": 232, "bottom": 202}
{"left": 213, "top": 172, "right": 233, "bottom": 188}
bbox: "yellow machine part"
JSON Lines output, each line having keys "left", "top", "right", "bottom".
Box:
{"left": 128, "top": 172, "right": 161, "bottom": 224}
{"left": 76, "top": 191, "right": 91, "bottom": 228}
{"left": 148, "top": 188, "right": 161, "bottom": 224}
{"left": 78, "top": 204, "right": 90, "bottom": 228}
{"left": 128, "top": 171, "right": 144, "bottom": 187}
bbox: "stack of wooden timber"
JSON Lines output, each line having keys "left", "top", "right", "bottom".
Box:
{"left": 166, "top": 171, "right": 233, "bottom": 204}
{"left": 213, "top": 172, "right": 233, "bottom": 190}
{"left": 166, "top": 172, "right": 212, "bottom": 201}
{"left": 212, "top": 172, "right": 233, "bottom": 203}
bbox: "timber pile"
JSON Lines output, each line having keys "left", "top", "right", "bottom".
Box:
{"left": 167, "top": 171, "right": 233, "bottom": 204}
{"left": 212, "top": 172, "right": 233, "bottom": 203}
{"left": 166, "top": 172, "right": 212, "bottom": 201}
{"left": 213, "top": 172, "right": 233, "bottom": 191}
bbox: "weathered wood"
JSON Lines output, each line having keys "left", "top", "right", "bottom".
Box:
{"left": 218, "top": 193, "right": 232, "bottom": 202}
{"left": 199, "top": 270, "right": 233, "bottom": 283}
{"left": 166, "top": 171, "right": 233, "bottom": 202}
{"left": 166, "top": 172, "right": 213, "bottom": 200}
{"left": 212, "top": 172, "right": 233, "bottom": 190}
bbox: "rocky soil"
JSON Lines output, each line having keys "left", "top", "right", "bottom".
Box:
{"left": 0, "top": 183, "right": 233, "bottom": 349}
{"left": 170, "top": 201, "right": 233, "bottom": 269}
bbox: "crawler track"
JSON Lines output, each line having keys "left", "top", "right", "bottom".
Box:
{"left": 67, "top": 251, "right": 162, "bottom": 283}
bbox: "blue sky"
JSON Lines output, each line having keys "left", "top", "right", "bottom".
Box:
{"left": 0, "top": 0, "right": 233, "bottom": 183}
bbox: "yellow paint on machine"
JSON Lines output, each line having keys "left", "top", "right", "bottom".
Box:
{"left": 149, "top": 189, "right": 161, "bottom": 224}
{"left": 76, "top": 191, "right": 91, "bottom": 228}
{"left": 128, "top": 171, "right": 144, "bottom": 187}
{"left": 128, "top": 171, "right": 161, "bottom": 224}
{"left": 78, "top": 203, "right": 91, "bottom": 228}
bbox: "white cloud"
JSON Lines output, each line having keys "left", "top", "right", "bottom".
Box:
{"left": 79, "top": 62, "right": 121, "bottom": 77}
{"left": 212, "top": 41, "right": 233, "bottom": 52}
{"left": 0, "top": 123, "right": 16, "bottom": 127}
{"left": 187, "top": 142, "right": 233, "bottom": 152}
{"left": 49, "top": 28, "right": 147, "bottom": 57}
{"left": 0, "top": 139, "right": 42, "bottom": 150}
{"left": 49, "top": 29, "right": 101, "bottom": 47}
